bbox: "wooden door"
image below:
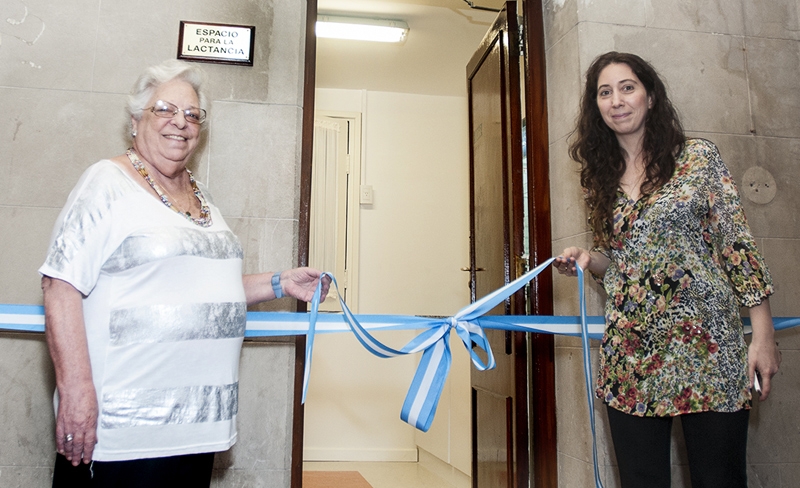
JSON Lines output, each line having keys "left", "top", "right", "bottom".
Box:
{"left": 468, "top": 2, "right": 557, "bottom": 486}
{"left": 467, "top": 4, "right": 527, "bottom": 487}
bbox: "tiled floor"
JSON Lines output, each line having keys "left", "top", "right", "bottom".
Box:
{"left": 303, "top": 462, "right": 460, "bottom": 488}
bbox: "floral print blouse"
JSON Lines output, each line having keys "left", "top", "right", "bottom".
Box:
{"left": 594, "top": 139, "right": 773, "bottom": 417}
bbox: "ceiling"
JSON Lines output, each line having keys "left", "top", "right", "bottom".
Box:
{"left": 315, "top": 0, "right": 504, "bottom": 96}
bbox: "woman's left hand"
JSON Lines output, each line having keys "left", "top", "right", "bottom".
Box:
{"left": 747, "top": 299, "right": 781, "bottom": 401}
{"left": 280, "top": 267, "right": 331, "bottom": 302}
{"left": 244, "top": 268, "right": 330, "bottom": 305}
{"left": 748, "top": 336, "right": 781, "bottom": 401}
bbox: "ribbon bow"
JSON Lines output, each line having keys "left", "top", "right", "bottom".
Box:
{"left": 303, "top": 257, "right": 604, "bottom": 486}
{"left": 303, "top": 258, "right": 562, "bottom": 431}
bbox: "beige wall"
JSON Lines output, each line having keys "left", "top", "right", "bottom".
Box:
{"left": 0, "top": 0, "right": 308, "bottom": 486}
{"left": 308, "top": 87, "right": 471, "bottom": 485}
{"left": 544, "top": 0, "right": 800, "bottom": 486}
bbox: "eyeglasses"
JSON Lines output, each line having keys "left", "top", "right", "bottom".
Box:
{"left": 145, "top": 100, "right": 207, "bottom": 124}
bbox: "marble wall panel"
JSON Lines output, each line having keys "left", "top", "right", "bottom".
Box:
{"left": 746, "top": 350, "right": 800, "bottom": 464}
{"left": 226, "top": 216, "right": 299, "bottom": 313}
{"left": 207, "top": 102, "right": 301, "bottom": 220}
{"left": 0, "top": 335, "right": 55, "bottom": 465}
{"left": 0, "top": 0, "right": 98, "bottom": 91}
{"left": 760, "top": 238, "right": 800, "bottom": 349}
{"left": 548, "top": 137, "right": 589, "bottom": 241}
{"left": 557, "top": 451, "right": 604, "bottom": 488}
{"left": 778, "top": 463, "right": 800, "bottom": 488}
{"left": 91, "top": 4, "right": 178, "bottom": 95}
{"left": 92, "top": 0, "right": 301, "bottom": 106}
{"left": 645, "top": 30, "right": 750, "bottom": 135}
{"left": 543, "top": 0, "right": 578, "bottom": 52}
{"left": 0, "top": 466, "right": 53, "bottom": 487}
{"left": 212, "top": 468, "right": 290, "bottom": 488}
{"left": 227, "top": 217, "right": 297, "bottom": 276}
{"left": 575, "top": 23, "right": 648, "bottom": 75}
{"left": 747, "top": 463, "right": 783, "bottom": 487}
{"left": 699, "top": 133, "right": 800, "bottom": 240}
{"left": 746, "top": 37, "right": 800, "bottom": 138}
{"left": 0, "top": 207, "right": 59, "bottom": 305}
{"left": 568, "top": 23, "right": 750, "bottom": 136}
{"left": 262, "top": 0, "right": 306, "bottom": 108}
{"left": 179, "top": 0, "right": 304, "bottom": 107}
{"left": 645, "top": 0, "right": 745, "bottom": 35}
{"left": 215, "top": 342, "right": 295, "bottom": 472}
{"left": 545, "top": 26, "right": 580, "bottom": 144}
{"left": 577, "top": 0, "right": 645, "bottom": 27}
{"left": 0, "top": 89, "right": 129, "bottom": 208}
{"left": 773, "top": 324, "right": 800, "bottom": 354}
{"left": 743, "top": 0, "right": 800, "bottom": 40}
{"left": 554, "top": 344, "right": 613, "bottom": 464}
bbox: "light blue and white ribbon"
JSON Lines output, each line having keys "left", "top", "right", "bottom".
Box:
{"left": 3, "top": 260, "right": 799, "bottom": 488}
{"left": 302, "top": 258, "right": 561, "bottom": 430}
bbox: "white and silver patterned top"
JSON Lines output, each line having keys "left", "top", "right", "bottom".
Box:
{"left": 40, "top": 160, "right": 247, "bottom": 461}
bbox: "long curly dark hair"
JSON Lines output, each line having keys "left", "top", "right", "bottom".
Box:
{"left": 569, "top": 52, "right": 684, "bottom": 247}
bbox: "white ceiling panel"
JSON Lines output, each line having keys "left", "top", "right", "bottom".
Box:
{"left": 315, "top": 0, "right": 501, "bottom": 96}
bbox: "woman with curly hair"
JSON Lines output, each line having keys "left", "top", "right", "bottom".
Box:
{"left": 555, "top": 52, "right": 781, "bottom": 487}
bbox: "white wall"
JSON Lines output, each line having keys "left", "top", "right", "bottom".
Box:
{"left": 304, "top": 88, "right": 471, "bottom": 476}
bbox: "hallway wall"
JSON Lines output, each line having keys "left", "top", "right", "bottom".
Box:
{"left": 544, "top": 0, "right": 800, "bottom": 486}
{"left": 307, "top": 87, "right": 471, "bottom": 484}
{"left": 0, "top": 0, "right": 309, "bottom": 485}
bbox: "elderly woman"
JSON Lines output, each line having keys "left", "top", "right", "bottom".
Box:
{"left": 40, "top": 59, "right": 328, "bottom": 487}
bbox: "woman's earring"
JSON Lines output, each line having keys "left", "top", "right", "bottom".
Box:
{"left": 132, "top": 129, "right": 137, "bottom": 137}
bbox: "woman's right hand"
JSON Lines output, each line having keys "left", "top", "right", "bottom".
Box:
{"left": 55, "top": 381, "right": 98, "bottom": 465}
{"left": 43, "top": 276, "right": 98, "bottom": 465}
{"left": 555, "top": 247, "right": 595, "bottom": 277}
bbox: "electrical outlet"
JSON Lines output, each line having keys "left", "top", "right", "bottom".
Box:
{"left": 360, "top": 185, "right": 374, "bottom": 205}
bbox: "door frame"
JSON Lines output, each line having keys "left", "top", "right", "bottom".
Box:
{"left": 520, "top": 0, "right": 556, "bottom": 485}
{"left": 294, "top": 0, "right": 318, "bottom": 486}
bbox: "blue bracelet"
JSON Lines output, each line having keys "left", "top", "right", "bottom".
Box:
{"left": 272, "top": 272, "right": 284, "bottom": 299}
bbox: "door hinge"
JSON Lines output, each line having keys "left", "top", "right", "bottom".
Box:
{"left": 515, "top": 254, "right": 529, "bottom": 279}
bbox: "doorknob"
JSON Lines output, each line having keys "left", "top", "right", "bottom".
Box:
{"left": 461, "top": 266, "right": 485, "bottom": 272}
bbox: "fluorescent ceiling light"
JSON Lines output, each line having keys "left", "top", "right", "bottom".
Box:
{"left": 316, "top": 16, "right": 408, "bottom": 43}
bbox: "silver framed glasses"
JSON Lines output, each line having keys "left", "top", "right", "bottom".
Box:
{"left": 145, "top": 100, "right": 207, "bottom": 124}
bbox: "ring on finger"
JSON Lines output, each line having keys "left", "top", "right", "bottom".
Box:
{"left": 65, "top": 433, "right": 74, "bottom": 443}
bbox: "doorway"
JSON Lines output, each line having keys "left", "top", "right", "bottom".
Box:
{"left": 298, "top": 0, "right": 553, "bottom": 486}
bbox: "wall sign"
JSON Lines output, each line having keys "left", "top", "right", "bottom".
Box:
{"left": 178, "top": 21, "right": 255, "bottom": 66}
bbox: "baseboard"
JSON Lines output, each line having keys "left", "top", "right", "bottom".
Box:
{"left": 418, "top": 447, "right": 471, "bottom": 488}
{"left": 303, "top": 448, "right": 419, "bottom": 462}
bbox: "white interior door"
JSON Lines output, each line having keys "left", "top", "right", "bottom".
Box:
{"left": 309, "top": 112, "right": 361, "bottom": 312}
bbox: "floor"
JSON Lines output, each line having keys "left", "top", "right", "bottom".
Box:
{"left": 303, "top": 462, "right": 461, "bottom": 488}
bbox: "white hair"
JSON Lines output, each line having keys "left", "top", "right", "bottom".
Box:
{"left": 127, "top": 59, "right": 210, "bottom": 124}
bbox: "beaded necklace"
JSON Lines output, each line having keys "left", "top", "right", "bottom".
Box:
{"left": 126, "top": 148, "right": 213, "bottom": 227}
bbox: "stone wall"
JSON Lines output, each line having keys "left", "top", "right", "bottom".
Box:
{"left": 543, "top": 0, "right": 800, "bottom": 486}
{"left": 0, "top": 0, "right": 308, "bottom": 486}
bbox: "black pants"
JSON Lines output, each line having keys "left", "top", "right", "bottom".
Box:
{"left": 52, "top": 452, "right": 214, "bottom": 488}
{"left": 607, "top": 406, "right": 749, "bottom": 488}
